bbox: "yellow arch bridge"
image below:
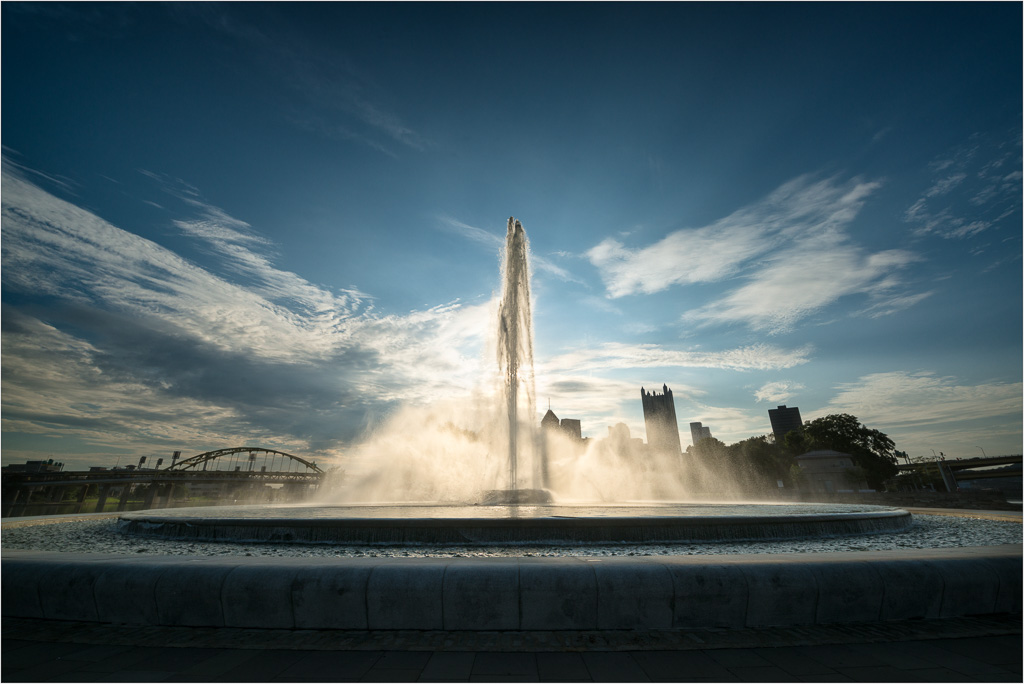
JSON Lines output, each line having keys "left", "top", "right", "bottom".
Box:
{"left": 2, "top": 447, "right": 326, "bottom": 518}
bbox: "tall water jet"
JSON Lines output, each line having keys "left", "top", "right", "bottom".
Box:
{"left": 490, "top": 217, "right": 550, "bottom": 503}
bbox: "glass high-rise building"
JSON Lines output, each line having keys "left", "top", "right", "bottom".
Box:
{"left": 769, "top": 404, "right": 803, "bottom": 443}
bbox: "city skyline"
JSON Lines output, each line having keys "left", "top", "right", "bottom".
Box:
{"left": 2, "top": 3, "right": 1021, "bottom": 470}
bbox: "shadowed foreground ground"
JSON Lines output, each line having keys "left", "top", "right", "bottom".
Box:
{"left": 3, "top": 614, "right": 1021, "bottom": 682}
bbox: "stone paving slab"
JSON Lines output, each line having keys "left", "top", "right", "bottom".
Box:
{"left": 579, "top": 652, "right": 650, "bottom": 681}
{"left": 2, "top": 614, "right": 1020, "bottom": 653}
{"left": 422, "top": 651, "right": 476, "bottom": 681}
{"left": 3, "top": 615, "right": 1022, "bottom": 682}
{"left": 4, "top": 637, "right": 1022, "bottom": 682}
{"left": 535, "top": 652, "right": 589, "bottom": 682}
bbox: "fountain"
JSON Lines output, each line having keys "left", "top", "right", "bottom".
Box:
{"left": 486, "top": 217, "right": 551, "bottom": 504}
{"left": 117, "top": 217, "right": 912, "bottom": 543}
{"left": 4, "top": 216, "right": 1018, "bottom": 634}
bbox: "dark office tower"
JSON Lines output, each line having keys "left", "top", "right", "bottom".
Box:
{"left": 689, "top": 421, "right": 712, "bottom": 447}
{"left": 641, "top": 384, "right": 683, "bottom": 454}
{"left": 769, "top": 404, "right": 803, "bottom": 443}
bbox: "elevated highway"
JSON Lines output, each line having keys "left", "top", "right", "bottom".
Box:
{"left": 898, "top": 454, "right": 1021, "bottom": 472}
{"left": 896, "top": 454, "right": 1021, "bottom": 491}
{"left": 2, "top": 448, "right": 325, "bottom": 518}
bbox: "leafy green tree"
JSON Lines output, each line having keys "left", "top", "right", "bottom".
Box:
{"left": 728, "top": 435, "right": 796, "bottom": 489}
{"left": 782, "top": 428, "right": 810, "bottom": 456}
{"left": 788, "top": 463, "right": 806, "bottom": 488}
{"left": 793, "top": 413, "right": 899, "bottom": 489}
{"left": 692, "top": 436, "right": 728, "bottom": 459}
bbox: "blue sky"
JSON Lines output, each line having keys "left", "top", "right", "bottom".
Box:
{"left": 2, "top": 2, "right": 1021, "bottom": 470}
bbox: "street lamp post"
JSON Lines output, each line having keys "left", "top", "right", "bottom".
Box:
{"left": 976, "top": 446, "right": 987, "bottom": 458}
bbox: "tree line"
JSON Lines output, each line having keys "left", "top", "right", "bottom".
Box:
{"left": 686, "top": 413, "right": 902, "bottom": 493}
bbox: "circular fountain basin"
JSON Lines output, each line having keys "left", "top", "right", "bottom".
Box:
{"left": 118, "top": 501, "right": 913, "bottom": 544}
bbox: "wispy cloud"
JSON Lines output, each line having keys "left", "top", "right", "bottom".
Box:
{"left": 871, "top": 127, "right": 893, "bottom": 144}
{"left": 436, "top": 214, "right": 503, "bottom": 250}
{"left": 855, "top": 291, "right": 934, "bottom": 319}
{"left": 585, "top": 174, "right": 936, "bottom": 333}
{"left": 287, "top": 111, "right": 402, "bottom": 159}
{"left": 175, "top": 4, "right": 428, "bottom": 157}
{"left": 754, "top": 380, "right": 805, "bottom": 404}
{"left": 264, "top": 32, "right": 428, "bottom": 155}
{"left": 1, "top": 163, "right": 488, "bottom": 465}
{"left": 586, "top": 174, "right": 882, "bottom": 298}
{"left": 541, "top": 342, "right": 813, "bottom": 375}
{"left": 587, "top": 174, "right": 926, "bottom": 333}
{"left": 923, "top": 173, "right": 967, "bottom": 198}
{"left": 903, "top": 131, "right": 1022, "bottom": 240}
{"left": 684, "top": 231, "right": 921, "bottom": 334}
{"left": 820, "top": 371, "right": 1022, "bottom": 429}
{"left": 2, "top": 153, "right": 79, "bottom": 194}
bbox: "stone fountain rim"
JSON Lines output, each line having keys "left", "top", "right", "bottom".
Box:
{"left": 112, "top": 502, "right": 915, "bottom": 544}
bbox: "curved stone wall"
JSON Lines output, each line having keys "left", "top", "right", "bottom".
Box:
{"left": 116, "top": 508, "right": 914, "bottom": 544}
{"left": 3, "top": 545, "right": 1020, "bottom": 630}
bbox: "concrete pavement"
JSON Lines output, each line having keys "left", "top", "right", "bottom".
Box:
{"left": 3, "top": 614, "right": 1021, "bottom": 682}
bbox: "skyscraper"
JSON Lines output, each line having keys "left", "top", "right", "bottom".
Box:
{"left": 541, "top": 408, "right": 582, "bottom": 441}
{"left": 641, "top": 384, "right": 682, "bottom": 454}
{"left": 769, "top": 404, "right": 803, "bottom": 443}
{"left": 689, "top": 421, "right": 712, "bottom": 447}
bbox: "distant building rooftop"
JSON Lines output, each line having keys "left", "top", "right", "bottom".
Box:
{"left": 1, "top": 459, "right": 64, "bottom": 473}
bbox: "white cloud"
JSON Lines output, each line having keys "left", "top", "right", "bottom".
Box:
{"left": 586, "top": 174, "right": 882, "bottom": 298}
{"left": 923, "top": 173, "right": 966, "bottom": 197}
{"left": 541, "top": 342, "right": 813, "bottom": 374}
{"left": 585, "top": 226, "right": 770, "bottom": 298}
{"left": 1, "top": 164, "right": 494, "bottom": 466}
{"left": 621, "top": 321, "right": 658, "bottom": 335}
{"left": 856, "top": 291, "right": 934, "bottom": 318}
{"left": 586, "top": 174, "right": 925, "bottom": 333}
{"left": 754, "top": 381, "right": 805, "bottom": 404}
{"left": 683, "top": 230, "right": 920, "bottom": 334}
{"left": 0, "top": 310, "right": 266, "bottom": 462}
{"left": 820, "top": 371, "right": 1022, "bottom": 429}
{"left": 2, "top": 169, "right": 363, "bottom": 362}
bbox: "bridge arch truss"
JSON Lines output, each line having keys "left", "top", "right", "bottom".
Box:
{"left": 169, "top": 447, "right": 323, "bottom": 474}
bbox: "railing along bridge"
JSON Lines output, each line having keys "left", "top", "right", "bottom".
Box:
{"left": 895, "top": 454, "right": 1022, "bottom": 492}
{"left": 2, "top": 447, "right": 325, "bottom": 518}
